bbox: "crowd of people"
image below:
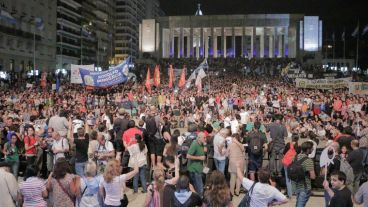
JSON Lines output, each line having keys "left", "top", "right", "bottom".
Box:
{"left": 0, "top": 59, "right": 368, "bottom": 207}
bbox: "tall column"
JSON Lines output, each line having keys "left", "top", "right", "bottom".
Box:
{"left": 179, "top": 27, "right": 184, "bottom": 58}
{"left": 232, "top": 27, "right": 235, "bottom": 57}
{"left": 189, "top": 27, "right": 193, "bottom": 58}
{"left": 242, "top": 27, "right": 246, "bottom": 57}
{"left": 269, "top": 28, "right": 274, "bottom": 58}
{"left": 221, "top": 27, "right": 225, "bottom": 58}
{"left": 214, "top": 29, "right": 218, "bottom": 58}
{"left": 205, "top": 30, "right": 209, "bottom": 58}
{"left": 187, "top": 30, "right": 191, "bottom": 58}
{"left": 278, "top": 33, "right": 283, "bottom": 58}
{"left": 200, "top": 27, "right": 204, "bottom": 58}
{"left": 251, "top": 27, "right": 256, "bottom": 58}
{"left": 284, "top": 26, "right": 289, "bottom": 57}
{"left": 170, "top": 28, "right": 174, "bottom": 58}
{"left": 260, "top": 27, "right": 265, "bottom": 58}
{"left": 211, "top": 27, "right": 215, "bottom": 58}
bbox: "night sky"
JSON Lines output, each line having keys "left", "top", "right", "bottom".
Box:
{"left": 160, "top": 0, "right": 368, "bottom": 66}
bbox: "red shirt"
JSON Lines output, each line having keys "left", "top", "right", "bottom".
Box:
{"left": 24, "top": 136, "right": 37, "bottom": 155}
{"left": 122, "top": 128, "right": 143, "bottom": 146}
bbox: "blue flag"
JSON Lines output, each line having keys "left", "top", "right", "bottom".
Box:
{"left": 56, "top": 76, "right": 60, "bottom": 92}
{"left": 79, "top": 57, "right": 131, "bottom": 87}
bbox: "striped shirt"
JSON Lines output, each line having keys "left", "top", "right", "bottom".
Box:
{"left": 292, "top": 153, "right": 314, "bottom": 191}
{"left": 19, "top": 177, "right": 47, "bottom": 207}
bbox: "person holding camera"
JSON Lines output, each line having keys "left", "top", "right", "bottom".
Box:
{"left": 51, "top": 131, "right": 69, "bottom": 164}
{"left": 3, "top": 133, "right": 20, "bottom": 179}
{"left": 94, "top": 133, "right": 115, "bottom": 174}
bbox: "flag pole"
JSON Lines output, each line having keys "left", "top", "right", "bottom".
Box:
{"left": 343, "top": 28, "right": 346, "bottom": 63}
{"left": 33, "top": 24, "right": 36, "bottom": 75}
{"left": 333, "top": 33, "right": 335, "bottom": 68}
{"left": 356, "top": 21, "right": 360, "bottom": 70}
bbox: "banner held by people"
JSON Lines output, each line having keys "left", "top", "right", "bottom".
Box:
{"left": 70, "top": 64, "right": 95, "bottom": 84}
{"left": 79, "top": 57, "right": 130, "bottom": 87}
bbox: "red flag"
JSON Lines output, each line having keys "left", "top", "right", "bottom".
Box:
{"left": 40, "top": 72, "right": 47, "bottom": 88}
{"left": 168, "top": 64, "right": 174, "bottom": 89}
{"left": 153, "top": 64, "right": 160, "bottom": 87}
{"left": 178, "top": 66, "right": 186, "bottom": 88}
{"left": 145, "top": 67, "right": 151, "bottom": 93}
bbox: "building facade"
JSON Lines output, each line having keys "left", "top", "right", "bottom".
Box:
{"left": 139, "top": 14, "right": 323, "bottom": 60}
{"left": 115, "top": 0, "right": 163, "bottom": 63}
{"left": 0, "top": 0, "right": 56, "bottom": 74}
{"left": 56, "top": 0, "right": 82, "bottom": 70}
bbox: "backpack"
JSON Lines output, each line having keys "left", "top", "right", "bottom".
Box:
{"left": 339, "top": 156, "right": 354, "bottom": 185}
{"left": 282, "top": 142, "right": 297, "bottom": 167}
{"left": 146, "top": 116, "right": 158, "bottom": 138}
{"left": 287, "top": 156, "right": 309, "bottom": 182}
{"left": 180, "top": 133, "right": 197, "bottom": 159}
{"left": 248, "top": 132, "right": 263, "bottom": 155}
{"left": 148, "top": 183, "right": 161, "bottom": 207}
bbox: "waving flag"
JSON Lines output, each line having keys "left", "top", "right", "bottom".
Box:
{"left": 35, "top": 17, "right": 44, "bottom": 30}
{"left": 153, "top": 64, "right": 160, "bottom": 87}
{"left": 0, "top": 10, "right": 16, "bottom": 25}
{"left": 178, "top": 66, "right": 186, "bottom": 88}
{"left": 168, "top": 64, "right": 174, "bottom": 89}
{"left": 145, "top": 67, "right": 151, "bottom": 93}
{"left": 352, "top": 24, "right": 359, "bottom": 37}
{"left": 362, "top": 24, "right": 368, "bottom": 36}
{"left": 195, "top": 68, "right": 207, "bottom": 92}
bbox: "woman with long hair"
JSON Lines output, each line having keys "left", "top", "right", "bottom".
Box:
{"left": 18, "top": 165, "right": 48, "bottom": 207}
{"left": 203, "top": 170, "right": 233, "bottom": 207}
{"left": 3, "top": 133, "right": 21, "bottom": 178}
{"left": 47, "top": 157, "right": 80, "bottom": 207}
{"left": 99, "top": 159, "right": 138, "bottom": 207}
{"left": 127, "top": 134, "right": 148, "bottom": 193}
{"left": 24, "top": 126, "right": 38, "bottom": 170}
{"left": 163, "top": 129, "right": 180, "bottom": 158}
{"left": 145, "top": 156, "right": 180, "bottom": 207}
{"left": 228, "top": 133, "right": 245, "bottom": 196}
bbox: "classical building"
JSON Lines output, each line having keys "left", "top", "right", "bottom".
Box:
{"left": 139, "top": 14, "right": 323, "bottom": 60}
{"left": 0, "top": 0, "right": 56, "bottom": 73}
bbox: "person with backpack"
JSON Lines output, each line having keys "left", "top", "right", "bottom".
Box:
{"left": 323, "top": 171, "right": 353, "bottom": 207}
{"left": 289, "top": 141, "right": 316, "bottom": 207}
{"left": 145, "top": 106, "right": 164, "bottom": 168}
{"left": 245, "top": 121, "right": 268, "bottom": 181}
{"left": 282, "top": 134, "right": 301, "bottom": 198}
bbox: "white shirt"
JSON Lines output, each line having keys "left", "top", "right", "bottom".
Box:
{"left": 242, "top": 178, "right": 286, "bottom": 207}
{"left": 213, "top": 134, "right": 226, "bottom": 160}
{"left": 127, "top": 144, "right": 148, "bottom": 168}
{"left": 72, "top": 119, "right": 84, "bottom": 133}
{"left": 230, "top": 119, "right": 239, "bottom": 134}
{"left": 239, "top": 111, "right": 249, "bottom": 125}
{"left": 224, "top": 117, "right": 231, "bottom": 128}
{"left": 52, "top": 138, "right": 69, "bottom": 163}
{"left": 95, "top": 141, "right": 114, "bottom": 166}
{"left": 99, "top": 174, "right": 127, "bottom": 206}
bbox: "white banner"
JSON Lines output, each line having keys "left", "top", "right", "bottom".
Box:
{"left": 295, "top": 77, "right": 352, "bottom": 89}
{"left": 349, "top": 82, "right": 368, "bottom": 95}
{"left": 70, "top": 64, "right": 94, "bottom": 84}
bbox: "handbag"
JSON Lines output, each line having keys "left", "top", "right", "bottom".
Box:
{"left": 119, "top": 176, "right": 129, "bottom": 207}
{"left": 238, "top": 182, "right": 257, "bottom": 207}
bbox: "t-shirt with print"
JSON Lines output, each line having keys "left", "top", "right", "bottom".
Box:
{"left": 292, "top": 153, "right": 314, "bottom": 191}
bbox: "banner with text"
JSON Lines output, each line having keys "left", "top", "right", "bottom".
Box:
{"left": 79, "top": 59, "right": 129, "bottom": 87}
{"left": 70, "top": 64, "right": 94, "bottom": 84}
{"left": 295, "top": 77, "right": 352, "bottom": 89}
{"left": 349, "top": 82, "right": 368, "bottom": 95}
